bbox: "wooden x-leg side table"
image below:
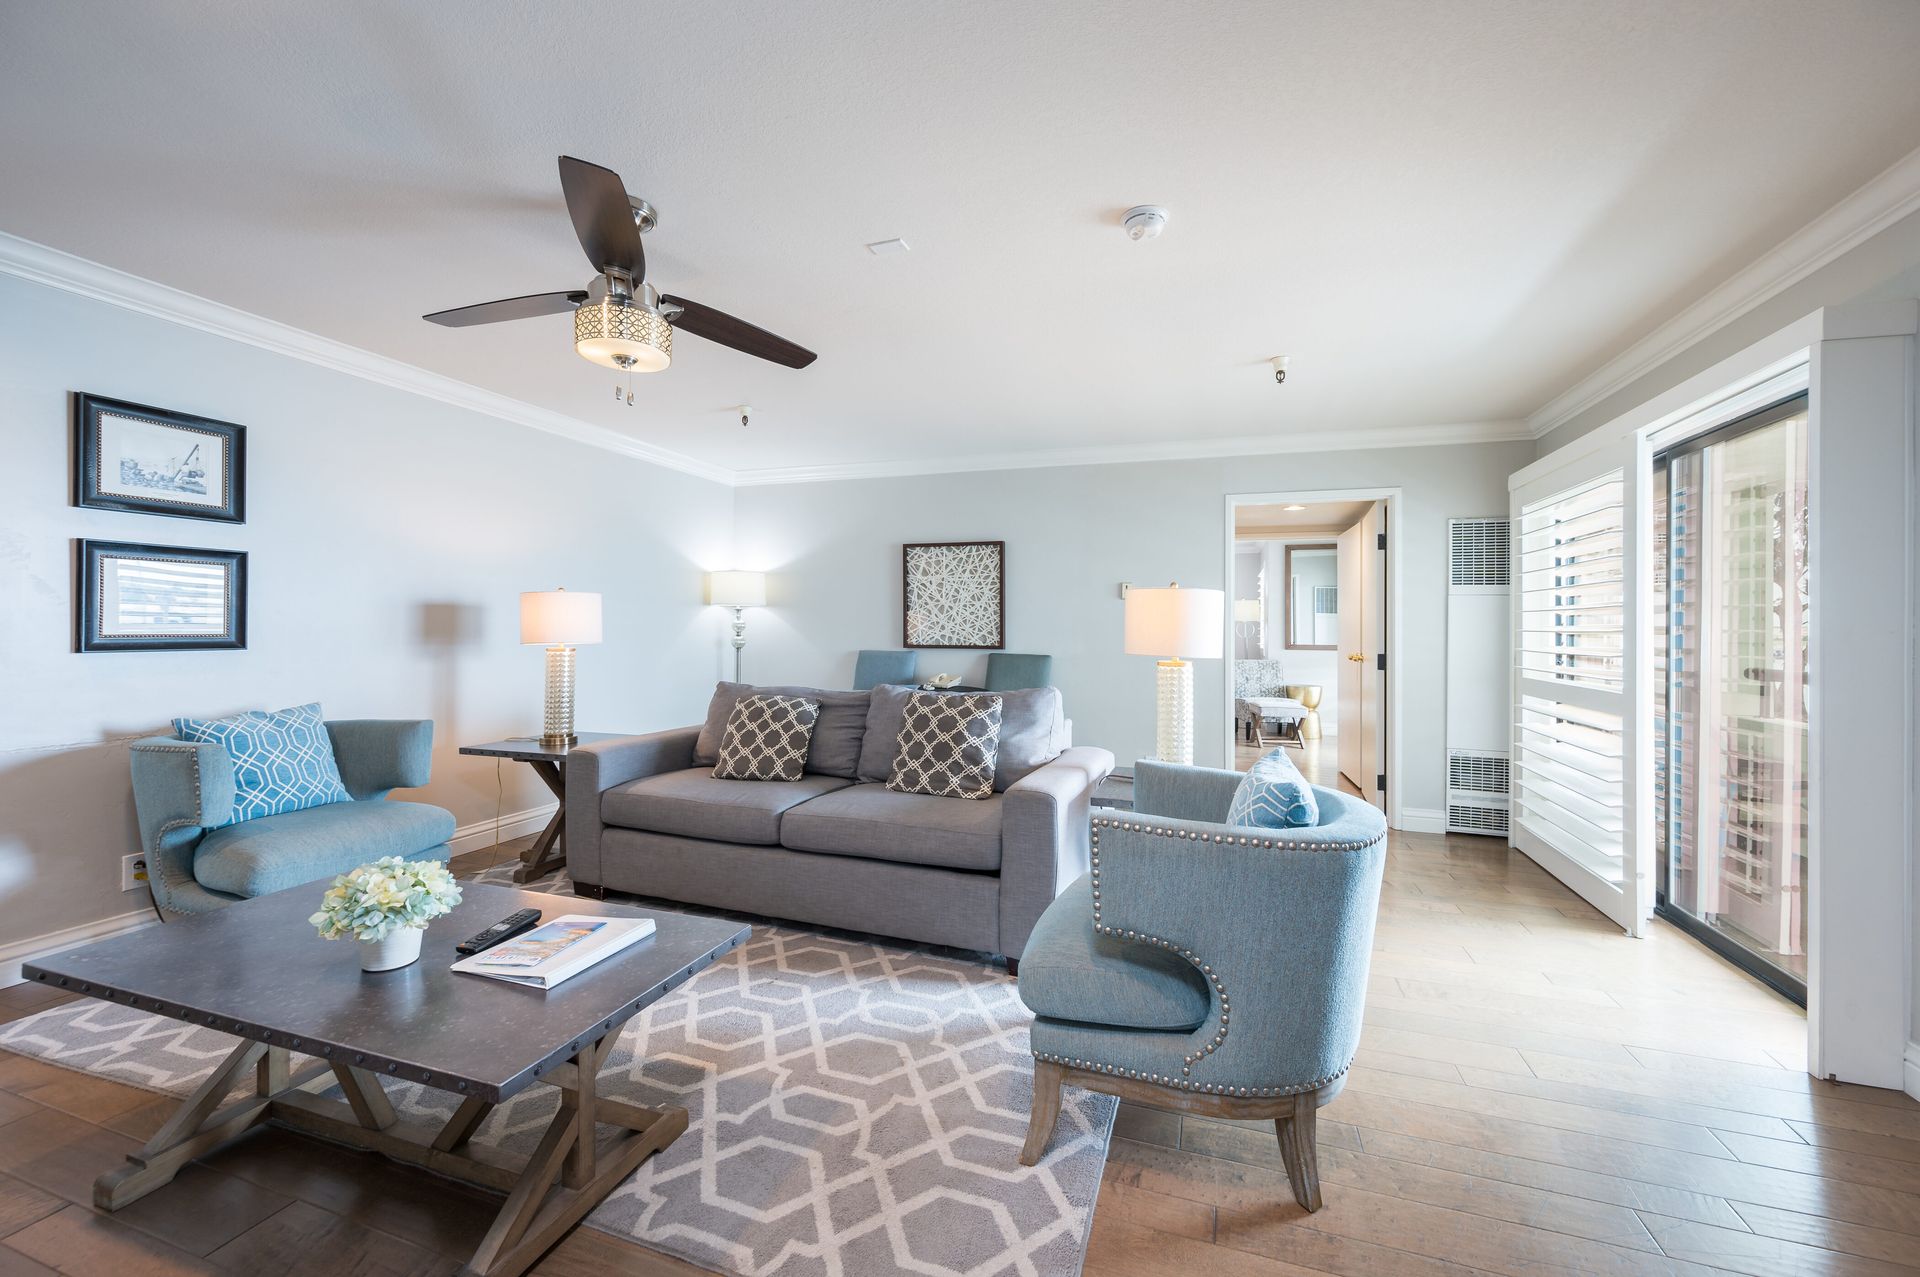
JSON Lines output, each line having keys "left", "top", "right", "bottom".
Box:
{"left": 460, "top": 733, "right": 628, "bottom": 883}
{"left": 24, "top": 881, "right": 749, "bottom": 1277}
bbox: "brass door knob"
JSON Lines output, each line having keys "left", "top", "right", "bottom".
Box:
{"left": 1347, "top": 652, "right": 1365, "bottom": 662}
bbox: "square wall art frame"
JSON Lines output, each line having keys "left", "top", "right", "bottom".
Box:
{"left": 902, "top": 540, "right": 1005, "bottom": 649}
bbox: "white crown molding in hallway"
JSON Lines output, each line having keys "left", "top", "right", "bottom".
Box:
{"left": 0, "top": 231, "right": 735, "bottom": 486}
{"left": 1526, "top": 142, "right": 1920, "bottom": 440}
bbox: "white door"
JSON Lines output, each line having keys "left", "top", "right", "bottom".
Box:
{"left": 1336, "top": 514, "right": 1367, "bottom": 792}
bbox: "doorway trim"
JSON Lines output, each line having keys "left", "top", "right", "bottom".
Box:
{"left": 1223, "top": 487, "right": 1408, "bottom": 832}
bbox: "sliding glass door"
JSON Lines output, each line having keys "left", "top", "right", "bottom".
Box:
{"left": 1656, "top": 395, "right": 1809, "bottom": 1001}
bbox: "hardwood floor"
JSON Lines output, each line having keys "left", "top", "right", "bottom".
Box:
{"left": 2, "top": 827, "right": 1913, "bottom": 1276}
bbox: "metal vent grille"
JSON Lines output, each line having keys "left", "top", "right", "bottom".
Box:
{"left": 1448, "top": 802, "right": 1510, "bottom": 835}
{"left": 1449, "top": 518, "right": 1511, "bottom": 587}
{"left": 1448, "top": 750, "right": 1509, "bottom": 795}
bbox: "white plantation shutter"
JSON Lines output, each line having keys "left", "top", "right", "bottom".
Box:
{"left": 1512, "top": 471, "right": 1638, "bottom": 928}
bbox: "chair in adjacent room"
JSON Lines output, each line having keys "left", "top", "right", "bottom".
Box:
{"left": 129, "top": 717, "right": 455, "bottom": 915}
{"left": 1012, "top": 759, "right": 1388, "bottom": 1211}
{"left": 852, "top": 649, "right": 919, "bottom": 690}
{"left": 984, "top": 652, "right": 1053, "bottom": 691}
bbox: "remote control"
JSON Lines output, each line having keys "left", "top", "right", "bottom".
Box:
{"left": 455, "top": 908, "right": 543, "bottom": 955}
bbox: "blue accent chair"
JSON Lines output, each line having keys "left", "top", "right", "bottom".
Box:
{"left": 852, "top": 649, "right": 919, "bottom": 690}
{"left": 985, "top": 652, "right": 1053, "bottom": 691}
{"left": 1014, "top": 759, "right": 1387, "bottom": 1210}
{"left": 128, "top": 719, "right": 455, "bottom": 915}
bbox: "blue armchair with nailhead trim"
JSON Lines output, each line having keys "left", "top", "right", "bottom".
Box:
{"left": 1012, "top": 758, "right": 1387, "bottom": 1209}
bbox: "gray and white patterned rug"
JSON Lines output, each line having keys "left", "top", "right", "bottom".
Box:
{"left": 0, "top": 866, "right": 1114, "bottom": 1276}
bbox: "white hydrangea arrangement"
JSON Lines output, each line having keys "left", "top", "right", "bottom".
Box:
{"left": 310, "top": 857, "right": 462, "bottom": 942}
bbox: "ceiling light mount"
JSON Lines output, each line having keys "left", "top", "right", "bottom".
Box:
{"left": 1270, "top": 355, "right": 1290, "bottom": 385}
{"left": 628, "top": 196, "right": 658, "bottom": 234}
{"left": 1123, "top": 205, "right": 1169, "bottom": 241}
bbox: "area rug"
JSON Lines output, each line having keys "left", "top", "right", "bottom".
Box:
{"left": 0, "top": 879, "right": 1115, "bottom": 1276}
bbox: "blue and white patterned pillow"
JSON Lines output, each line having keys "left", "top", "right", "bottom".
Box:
{"left": 1226, "top": 747, "right": 1320, "bottom": 829}
{"left": 173, "top": 702, "right": 352, "bottom": 827}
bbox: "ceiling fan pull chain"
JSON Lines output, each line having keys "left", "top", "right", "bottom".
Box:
{"left": 625, "top": 366, "right": 635, "bottom": 406}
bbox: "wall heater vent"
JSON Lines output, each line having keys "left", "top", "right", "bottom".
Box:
{"left": 1446, "top": 518, "right": 1513, "bottom": 837}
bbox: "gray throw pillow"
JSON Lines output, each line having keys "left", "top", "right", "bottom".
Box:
{"left": 713, "top": 694, "right": 820, "bottom": 782}
{"left": 887, "top": 692, "right": 1003, "bottom": 800}
{"left": 694, "top": 682, "right": 871, "bottom": 778}
{"left": 857, "top": 683, "right": 1065, "bottom": 791}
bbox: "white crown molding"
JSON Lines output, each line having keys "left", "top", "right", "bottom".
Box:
{"left": 732, "top": 419, "right": 1534, "bottom": 486}
{"left": 1527, "top": 142, "right": 1920, "bottom": 440}
{"left": 0, "top": 232, "right": 735, "bottom": 486}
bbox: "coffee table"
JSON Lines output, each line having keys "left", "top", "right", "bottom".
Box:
{"left": 22, "top": 880, "right": 750, "bottom": 1277}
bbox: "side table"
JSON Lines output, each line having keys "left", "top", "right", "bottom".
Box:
{"left": 1091, "top": 767, "right": 1135, "bottom": 811}
{"left": 459, "top": 733, "right": 627, "bottom": 882}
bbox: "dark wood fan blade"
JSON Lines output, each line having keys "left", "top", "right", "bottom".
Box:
{"left": 558, "top": 155, "right": 644, "bottom": 280}
{"left": 659, "top": 295, "right": 817, "bottom": 368}
{"left": 422, "top": 291, "right": 587, "bottom": 327}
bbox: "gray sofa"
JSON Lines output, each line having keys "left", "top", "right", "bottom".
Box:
{"left": 565, "top": 682, "right": 1115, "bottom": 969}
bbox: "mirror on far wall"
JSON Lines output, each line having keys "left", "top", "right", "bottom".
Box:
{"left": 1285, "top": 544, "right": 1338, "bottom": 650}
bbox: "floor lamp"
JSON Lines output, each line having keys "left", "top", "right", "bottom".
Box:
{"left": 707, "top": 570, "right": 767, "bottom": 681}
{"left": 1124, "top": 584, "right": 1225, "bottom": 765}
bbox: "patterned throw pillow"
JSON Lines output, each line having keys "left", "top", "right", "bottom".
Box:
{"left": 172, "top": 702, "right": 352, "bottom": 828}
{"left": 1226, "top": 747, "right": 1320, "bottom": 829}
{"left": 713, "top": 693, "right": 821, "bottom": 782}
{"left": 887, "top": 692, "right": 1004, "bottom": 800}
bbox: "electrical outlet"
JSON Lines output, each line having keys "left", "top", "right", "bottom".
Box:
{"left": 121, "top": 853, "right": 147, "bottom": 893}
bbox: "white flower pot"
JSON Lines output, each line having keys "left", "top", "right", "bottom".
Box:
{"left": 361, "top": 926, "right": 424, "bottom": 972}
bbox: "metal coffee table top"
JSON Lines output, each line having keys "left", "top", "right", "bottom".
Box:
{"left": 23, "top": 881, "right": 750, "bottom": 1102}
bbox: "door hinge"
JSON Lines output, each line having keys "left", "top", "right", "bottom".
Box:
{"left": 1375, "top": 652, "right": 1386, "bottom": 671}
{"left": 1377, "top": 772, "right": 1388, "bottom": 794}
{"left": 1376, "top": 531, "right": 1386, "bottom": 550}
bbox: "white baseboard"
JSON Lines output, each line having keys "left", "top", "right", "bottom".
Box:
{"left": 1905, "top": 1041, "right": 1920, "bottom": 1103}
{"left": 1, "top": 804, "right": 558, "bottom": 988}
{"left": 1396, "top": 806, "right": 1447, "bottom": 834}
{"left": 2, "top": 909, "right": 159, "bottom": 987}
{"left": 450, "top": 803, "right": 558, "bottom": 856}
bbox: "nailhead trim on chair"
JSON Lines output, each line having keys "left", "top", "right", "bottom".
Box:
{"left": 1030, "top": 1049, "right": 1353, "bottom": 1098}
{"left": 130, "top": 742, "right": 210, "bottom": 912}
{"left": 1086, "top": 814, "right": 1383, "bottom": 1085}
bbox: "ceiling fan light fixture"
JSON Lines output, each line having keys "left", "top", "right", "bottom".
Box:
{"left": 574, "top": 296, "right": 672, "bottom": 372}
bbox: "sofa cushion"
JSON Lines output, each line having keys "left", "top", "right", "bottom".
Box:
{"left": 694, "top": 682, "right": 870, "bottom": 779}
{"left": 887, "top": 691, "right": 1002, "bottom": 800}
{"left": 173, "top": 702, "right": 351, "bottom": 827}
{"left": 713, "top": 693, "right": 819, "bottom": 782}
{"left": 779, "top": 783, "right": 1004, "bottom": 872}
{"left": 193, "top": 799, "right": 454, "bottom": 898}
{"left": 1016, "top": 873, "right": 1212, "bottom": 1031}
{"left": 603, "top": 767, "right": 852, "bottom": 845}
{"left": 857, "top": 684, "right": 1065, "bottom": 791}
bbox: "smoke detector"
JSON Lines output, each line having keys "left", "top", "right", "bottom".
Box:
{"left": 1123, "top": 206, "right": 1169, "bottom": 241}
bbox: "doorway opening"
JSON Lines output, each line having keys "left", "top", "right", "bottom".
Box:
{"left": 1225, "top": 491, "right": 1397, "bottom": 820}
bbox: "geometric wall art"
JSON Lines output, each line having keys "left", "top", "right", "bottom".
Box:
{"left": 902, "top": 540, "right": 1005, "bottom": 649}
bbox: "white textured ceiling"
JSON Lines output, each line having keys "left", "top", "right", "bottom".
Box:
{"left": 4, "top": 2, "right": 1920, "bottom": 476}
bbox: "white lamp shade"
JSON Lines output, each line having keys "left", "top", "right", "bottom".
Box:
{"left": 1233, "top": 598, "right": 1263, "bottom": 623}
{"left": 520, "top": 589, "right": 603, "bottom": 645}
{"left": 1124, "top": 586, "right": 1225, "bottom": 658}
{"left": 707, "top": 570, "right": 767, "bottom": 608}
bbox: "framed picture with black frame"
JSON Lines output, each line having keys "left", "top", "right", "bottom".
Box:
{"left": 902, "top": 540, "right": 1006, "bottom": 649}
{"left": 73, "top": 393, "right": 246, "bottom": 523}
{"left": 76, "top": 539, "right": 248, "bottom": 652}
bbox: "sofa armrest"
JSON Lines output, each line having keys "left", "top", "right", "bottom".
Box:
{"left": 128, "top": 736, "right": 239, "bottom": 915}
{"left": 998, "top": 745, "right": 1115, "bottom": 959}
{"left": 1133, "top": 758, "right": 1242, "bottom": 823}
{"left": 326, "top": 719, "right": 434, "bottom": 800}
{"left": 564, "top": 727, "right": 699, "bottom": 887}
{"left": 1088, "top": 794, "right": 1386, "bottom": 1093}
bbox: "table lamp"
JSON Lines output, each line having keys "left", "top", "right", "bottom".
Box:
{"left": 1124, "top": 584, "right": 1225, "bottom": 765}
{"left": 706, "top": 570, "right": 767, "bottom": 681}
{"left": 520, "top": 588, "right": 603, "bottom": 747}
{"left": 1233, "top": 596, "right": 1262, "bottom": 657}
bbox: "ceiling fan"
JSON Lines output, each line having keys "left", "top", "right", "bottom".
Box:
{"left": 423, "top": 156, "right": 816, "bottom": 391}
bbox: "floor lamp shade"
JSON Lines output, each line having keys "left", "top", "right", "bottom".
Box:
{"left": 706, "top": 570, "right": 767, "bottom": 680}
{"left": 520, "top": 589, "right": 602, "bottom": 746}
{"left": 1124, "top": 586, "right": 1225, "bottom": 765}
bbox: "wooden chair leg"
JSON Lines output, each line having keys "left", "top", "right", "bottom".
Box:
{"left": 1020, "top": 1059, "right": 1065, "bottom": 1166}
{"left": 1275, "top": 1096, "right": 1322, "bottom": 1211}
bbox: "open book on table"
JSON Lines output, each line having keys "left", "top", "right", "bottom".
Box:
{"left": 450, "top": 913, "right": 655, "bottom": 989}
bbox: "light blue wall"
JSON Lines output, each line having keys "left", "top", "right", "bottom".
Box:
{"left": 0, "top": 273, "right": 735, "bottom": 947}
